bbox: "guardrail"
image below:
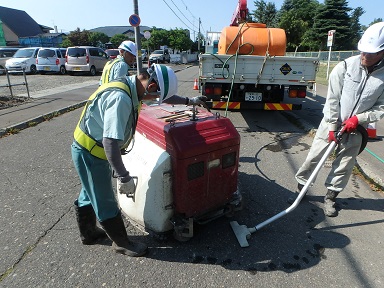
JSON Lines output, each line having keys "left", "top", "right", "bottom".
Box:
{"left": 0, "top": 68, "right": 30, "bottom": 98}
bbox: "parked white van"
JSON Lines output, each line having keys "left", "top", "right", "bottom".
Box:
{"left": 36, "top": 48, "right": 67, "bottom": 75}
{"left": 5, "top": 47, "right": 41, "bottom": 74}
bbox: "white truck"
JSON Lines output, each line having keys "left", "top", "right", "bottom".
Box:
{"left": 199, "top": 0, "right": 319, "bottom": 111}
{"left": 198, "top": 53, "right": 319, "bottom": 111}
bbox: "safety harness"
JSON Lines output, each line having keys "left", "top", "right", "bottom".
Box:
{"left": 74, "top": 80, "right": 139, "bottom": 160}
{"left": 100, "top": 57, "right": 123, "bottom": 85}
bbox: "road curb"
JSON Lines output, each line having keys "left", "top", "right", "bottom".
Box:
{"left": 0, "top": 101, "right": 87, "bottom": 138}
{"left": 356, "top": 157, "right": 384, "bottom": 189}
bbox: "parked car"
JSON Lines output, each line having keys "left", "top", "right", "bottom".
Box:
{"left": 0, "top": 47, "right": 19, "bottom": 75}
{"left": 5, "top": 47, "right": 41, "bottom": 74}
{"left": 65, "top": 46, "right": 109, "bottom": 76}
{"left": 141, "top": 49, "right": 148, "bottom": 61}
{"left": 105, "top": 49, "right": 120, "bottom": 59}
{"left": 149, "top": 49, "right": 170, "bottom": 64}
{"left": 36, "top": 48, "right": 67, "bottom": 75}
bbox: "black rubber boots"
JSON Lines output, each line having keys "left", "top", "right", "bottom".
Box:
{"left": 74, "top": 200, "right": 107, "bottom": 245}
{"left": 100, "top": 213, "right": 147, "bottom": 257}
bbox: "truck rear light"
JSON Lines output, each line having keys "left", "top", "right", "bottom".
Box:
{"left": 214, "top": 86, "right": 222, "bottom": 96}
{"left": 56, "top": 58, "right": 59, "bottom": 65}
{"left": 297, "top": 90, "right": 306, "bottom": 98}
{"left": 289, "top": 87, "right": 306, "bottom": 98}
{"left": 289, "top": 89, "right": 298, "bottom": 98}
{"left": 204, "top": 85, "right": 214, "bottom": 95}
{"left": 222, "top": 152, "right": 236, "bottom": 169}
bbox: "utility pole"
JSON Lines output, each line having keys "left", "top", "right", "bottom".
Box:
{"left": 197, "top": 17, "right": 201, "bottom": 53}
{"left": 133, "top": 0, "right": 142, "bottom": 73}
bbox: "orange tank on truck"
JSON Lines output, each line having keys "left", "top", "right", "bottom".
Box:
{"left": 199, "top": 2, "right": 319, "bottom": 111}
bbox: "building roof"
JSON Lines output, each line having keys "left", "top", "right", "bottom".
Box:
{"left": 89, "top": 26, "right": 152, "bottom": 37}
{"left": 0, "top": 6, "right": 43, "bottom": 37}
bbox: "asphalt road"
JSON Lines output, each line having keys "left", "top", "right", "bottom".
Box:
{"left": 0, "top": 66, "right": 383, "bottom": 287}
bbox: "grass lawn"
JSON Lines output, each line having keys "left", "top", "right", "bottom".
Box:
{"left": 315, "top": 62, "right": 337, "bottom": 85}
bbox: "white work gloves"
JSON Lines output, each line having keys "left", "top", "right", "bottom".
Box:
{"left": 187, "top": 96, "right": 210, "bottom": 111}
{"left": 117, "top": 176, "right": 136, "bottom": 197}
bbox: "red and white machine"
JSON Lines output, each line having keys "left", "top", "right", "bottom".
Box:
{"left": 117, "top": 104, "right": 241, "bottom": 240}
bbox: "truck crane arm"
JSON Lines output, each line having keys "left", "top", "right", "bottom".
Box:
{"left": 230, "top": 0, "right": 248, "bottom": 26}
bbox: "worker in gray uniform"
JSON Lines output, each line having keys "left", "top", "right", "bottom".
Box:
{"left": 292, "top": 22, "right": 384, "bottom": 217}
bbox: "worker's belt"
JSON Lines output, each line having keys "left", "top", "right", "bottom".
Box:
{"left": 73, "top": 81, "right": 133, "bottom": 161}
{"left": 74, "top": 128, "right": 107, "bottom": 160}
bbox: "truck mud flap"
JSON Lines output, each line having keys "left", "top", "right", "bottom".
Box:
{"left": 207, "top": 101, "right": 302, "bottom": 111}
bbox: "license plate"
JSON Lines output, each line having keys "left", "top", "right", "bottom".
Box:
{"left": 245, "top": 92, "right": 262, "bottom": 101}
{"left": 73, "top": 67, "right": 81, "bottom": 71}
{"left": 44, "top": 66, "right": 51, "bottom": 71}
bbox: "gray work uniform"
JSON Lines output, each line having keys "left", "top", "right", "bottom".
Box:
{"left": 296, "top": 55, "right": 384, "bottom": 192}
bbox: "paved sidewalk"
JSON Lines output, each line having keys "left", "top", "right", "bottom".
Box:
{"left": 0, "top": 79, "right": 383, "bottom": 190}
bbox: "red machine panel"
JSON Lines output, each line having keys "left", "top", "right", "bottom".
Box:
{"left": 137, "top": 104, "right": 240, "bottom": 218}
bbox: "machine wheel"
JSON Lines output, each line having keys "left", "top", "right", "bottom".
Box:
{"left": 173, "top": 229, "right": 192, "bottom": 242}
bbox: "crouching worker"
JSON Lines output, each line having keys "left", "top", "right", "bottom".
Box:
{"left": 71, "top": 63, "right": 208, "bottom": 256}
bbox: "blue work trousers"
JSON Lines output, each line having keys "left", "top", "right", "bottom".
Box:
{"left": 71, "top": 141, "right": 120, "bottom": 221}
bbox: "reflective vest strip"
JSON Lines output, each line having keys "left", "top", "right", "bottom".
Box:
{"left": 101, "top": 58, "right": 121, "bottom": 85}
{"left": 73, "top": 81, "right": 132, "bottom": 160}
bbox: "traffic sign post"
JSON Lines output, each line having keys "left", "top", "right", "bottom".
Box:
{"left": 129, "top": 14, "right": 141, "bottom": 27}
{"left": 326, "top": 30, "right": 336, "bottom": 80}
{"left": 143, "top": 31, "right": 151, "bottom": 67}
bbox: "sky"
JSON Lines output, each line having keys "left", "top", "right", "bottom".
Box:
{"left": 0, "top": 0, "right": 381, "bottom": 37}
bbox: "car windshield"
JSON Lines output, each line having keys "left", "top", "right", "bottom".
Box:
{"left": 67, "top": 48, "right": 86, "bottom": 57}
{"left": 13, "top": 49, "right": 35, "bottom": 58}
{"left": 106, "top": 50, "right": 119, "bottom": 57}
{"left": 152, "top": 50, "right": 163, "bottom": 54}
{"left": 38, "top": 49, "right": 56, "bottom": 57}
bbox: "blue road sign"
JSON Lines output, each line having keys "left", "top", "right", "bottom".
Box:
{"left": 129, "top": 14, "right": 141, "bottom": 27}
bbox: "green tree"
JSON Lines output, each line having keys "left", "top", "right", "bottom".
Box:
{"left": 349, "top": 7, "right": 365, "bottom": 46}
{"left": 144, "top": 29, "right": 170, "bottom": 52}
{"left": 278, "top": 0, "right": 320, "bottom": 51}
{"left": 89, "top": 32, "right": 110, "bottom": 48}
{"left": 110, "top": 34, "right": 128, "bottom": 48}
{"left": 308, "top": 0, "right": 356, "bottom": 50}
{"left": 169, "top": 28, "right": 194, "bottom": 52}
{"left": 67, "top": 28, "right": 91, "bottom": 46}
{"left": 61, "top": 37, "right": 72, "bottom": 48}
{"left": 252, "top": 1, "right": 278, "bottom": 27}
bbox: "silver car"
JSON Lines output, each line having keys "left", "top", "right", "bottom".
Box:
{"left": 65, "top": 46, "right": 109, "bottom": 76}
{"left": 36, "top": 48, "right": 67, "bottom": 75}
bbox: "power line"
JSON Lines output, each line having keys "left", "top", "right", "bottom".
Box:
{"left": 161, "top": 0, "right": 196, "bottom": 32}
{"left": 168, "top": 0, "right": 197, "bottom": 30}
{"left": 179, "top": 0, "right": 205, "bottom": 35}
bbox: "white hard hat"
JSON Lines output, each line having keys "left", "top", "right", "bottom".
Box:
{"left": 118, "top": 40, "right": 137, "bottom": 56}
{"left": 358, "top": 22, "right": 384, "bottom": 53}
{"left": 147, "top": 64, "right": 178, "bottom": 103}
